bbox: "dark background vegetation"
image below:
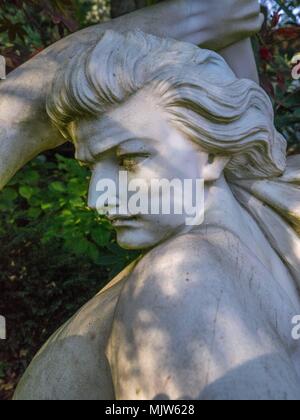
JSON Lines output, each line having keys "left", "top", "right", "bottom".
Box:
{"left": 0, "top": 0, "right": 299, "bottom": 400}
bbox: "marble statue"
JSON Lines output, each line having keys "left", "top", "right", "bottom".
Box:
{"left": 0, "top": 0, "right": 299, "bottom": 400}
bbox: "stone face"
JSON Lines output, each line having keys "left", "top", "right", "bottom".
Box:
{"left": 1, "top": 0, "right": 299, "bottom": 401}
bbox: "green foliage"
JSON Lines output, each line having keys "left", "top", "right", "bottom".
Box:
{"left": 0, "top": 153, "right": 137, "bottom": 275}
{"left": 0, "top": 0, "right": 78, "bottom": 71}
{"left": 0, "top": 0, "right": 110, "bottom": 71}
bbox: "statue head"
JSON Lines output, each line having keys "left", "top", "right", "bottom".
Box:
{"left": 46, "top": 30, "right": 287, "bottom": 249}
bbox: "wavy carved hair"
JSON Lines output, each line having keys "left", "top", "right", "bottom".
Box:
{"left": 46, "top": 29, "right": 287, "bottom": 180}
{"left": 47, "top": 30, "right": 300, "bottom": 289}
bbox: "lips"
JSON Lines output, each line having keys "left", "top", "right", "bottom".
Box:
{"left": 109, "top": 215, "right": 136, "bottom": 221}
{"left": 109, "top": 215, "right": 140, "bottom": 227}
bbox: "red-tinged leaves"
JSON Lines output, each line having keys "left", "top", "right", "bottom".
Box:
{"left": 271, "top": 12, "right": 281, "bottom": 28}
{"left": 260, "top": 74, "right": 275, "bottom": 98}
{"left": 260, "top": 47, "right": 273, "bottom": 62}
{"left": 50, "top": 12, "right": 78, "bottom": 32}
{"left": 28, "top": 47, "right": 44, "bottom": 59}
{"left": 0, "top": 0, "right": 80, "bottom": 73}
{"left": 274, "top": 27, "right": 300, "bottom": 40}
{"left": 40, "top": 0, "right": 78, "bottom": 32}
{"left": 61, "top": 17, "right": 78, "bottom": 33}
{"left": 2, "top": 48, "right": 23, "bottom": 72}
{"left": 51, "top": 13, "right": 62, "bottom": 25}
{"left": 257, "top": 3, "right": 300, "bottom": 150}
{"left": 276, "top": 73, "right": 286, "bottom": 92}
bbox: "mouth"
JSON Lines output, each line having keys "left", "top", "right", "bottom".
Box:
{"left": 109, "top": 215, "right": 140, "bottom": 227}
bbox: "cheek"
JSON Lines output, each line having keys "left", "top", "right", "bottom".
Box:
{"left": 155, "top": 153, "right": 201, "bottom": 181}
{"left": 173, "top": 155, "right": 201, "bottom": 180}
{"left": 128, "top": 160, "right": 159, "bottom": 178}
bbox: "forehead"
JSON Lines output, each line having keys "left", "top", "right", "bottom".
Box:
{"left": 74, "top": 92, "right": 170, "bottom": 163}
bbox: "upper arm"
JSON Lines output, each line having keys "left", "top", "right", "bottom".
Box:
{"left": 106, "top": 236, "right": 239, "bottom": 400}
{"left": 106, "top": 233, "right": 300, "bottom": 400}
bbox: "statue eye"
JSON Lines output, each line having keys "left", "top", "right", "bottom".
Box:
{"left": 118, "top": 154, "right": 149, "bottom": 170}
{"left": 120, "top": 158, "right": 136, "bottom": 170}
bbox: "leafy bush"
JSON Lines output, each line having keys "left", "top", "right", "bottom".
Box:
{"left": 257, "top": 0, "right": 300, "bottom": 151}
{"left": 0, "top": 0, "right": 78, "bottom": 71}
{"left": 0, "top": 153, "right": 137, "bottom": 272}
{"left": 0, "top": 0, "right": 111, "bottom": 71}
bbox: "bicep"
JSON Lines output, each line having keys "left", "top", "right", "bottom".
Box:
{"left": 106, "top": 246, "right": 234, "bottom": 400}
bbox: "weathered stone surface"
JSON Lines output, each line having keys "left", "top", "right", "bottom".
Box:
{"left": 2, "top": 0, "right": 298, "bottom": 401}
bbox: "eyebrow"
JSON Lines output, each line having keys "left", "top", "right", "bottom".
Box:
{"left": 77, "top": 138, "right": 153, "bottom": 165}
{"left": 116, "top": 139, "right": 154, "bottom": 156}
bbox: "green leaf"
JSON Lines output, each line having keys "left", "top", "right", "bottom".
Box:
{"left": 69, "top": 197, "right": 84, "bottom": 208}
{"left": 19, "top": 186, "right": 34, "bottom": 200}
{"left": 293, "top": 109, "right": 300, "bottom": 118}
{"left": 87, "top": 243, "right": 100, "bottom": 263}
{"left": 50, "top": 181, "right": 66, "bottom": 193}
{"left": 27, "top": 208, "right": 42, "bottom": 219}
{"left": 91, "top": 228, "right": 111, "bottom": 247}
{"left": 70, "top": 238, "right": 90, "bottom": 255}
{"left": 23, "top": 170, "right": 40, "bottom": 184}
{"left": 41, "top": 202, "right": 53, "bottom": 211}
{"left": 1, "top": 187, "right": 18, "bottom": 202}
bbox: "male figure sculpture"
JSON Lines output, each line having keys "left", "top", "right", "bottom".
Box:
{"left": 0, "top": 0, "right": 299, "bottom": 400}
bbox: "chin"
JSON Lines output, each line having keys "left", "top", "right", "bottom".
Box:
{"left": 116, "top": 228, "right": 163, "bottom": 251}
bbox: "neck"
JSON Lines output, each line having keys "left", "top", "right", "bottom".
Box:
{"left": 198, "top": 175, "right": 273, "bottom": 267}
{"left": 166, "top": 173, "right": 299, "bottom": 308}
{"left": 204, "top": 175, "right": 247, "bottom": 237}
{"left": 193, "top": 174, "right": 299, "bottom": 306}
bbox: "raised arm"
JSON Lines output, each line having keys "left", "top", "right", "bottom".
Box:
{"left": 0, "top": 0, "right": 262, "bottom": 189}
{"left": 220, "top": 38, "right": 260, "bottom": 83}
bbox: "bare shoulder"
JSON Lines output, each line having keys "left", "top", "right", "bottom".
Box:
{"left": 107, "top": 228, "right": 260, "bottom": 400}
{"left": 108, "top": 229, "right": 300, "bottom": 401}
{"left": 130, "top": 227, "right": 245, "bottom": 291}
{"left": 110, "top": 228, "right": 251, "bottom": 331}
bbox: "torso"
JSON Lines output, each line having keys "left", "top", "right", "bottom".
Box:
{"left": 14, "top": 227, "right": 300, "bottom": 400}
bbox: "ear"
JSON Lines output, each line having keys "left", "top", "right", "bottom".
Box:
{"left": 199, "top": 153, "right": 230, "bottom": 182}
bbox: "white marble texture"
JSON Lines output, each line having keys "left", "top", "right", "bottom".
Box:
{"left": 0, "top": 0, "right": 299, "bottom": 401}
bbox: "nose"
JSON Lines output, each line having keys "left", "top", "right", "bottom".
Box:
{"left": 87, "top": 160, "right": 119, "bottom": 212}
